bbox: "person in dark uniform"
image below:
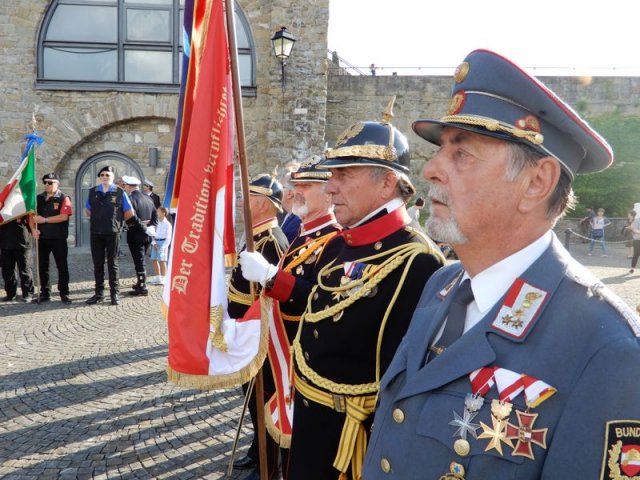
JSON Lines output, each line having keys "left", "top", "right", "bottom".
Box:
{"left": 239, "top": 157, "right": 344, "bottom": 479}
{"left": 84, "top": 166, "right": 144, "bottom": 306}
{"left": 31, "top": 172, "right": 73, "bottom": 304}
{"left": 227, "top": 173, "right": 289, "bottom": 480}
{"left": 363, "top": 50, "right": 640, "bottom": 480}
{"left": 142, "top": 179, "right": 161, "bottom": 209}
{"left": 278, "top": 164, "right": 302, "bottom": 243}
{"left": 122, "top": 175, "right": 157, "bottom": 297}
{"left": 0, "top": 216, "right": 35, "bottom": 302}
{"left": 286, "top": 98, "right": 445, "bottom": 480}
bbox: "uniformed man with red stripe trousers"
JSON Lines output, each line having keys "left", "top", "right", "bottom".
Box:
{"left": 227, "top": 174, "right": 289, "bottom": 480}
{"left": 239, "top": 157, "right": 344, "bottom": 478}
{"left": 286, "top": 98, "right": 445, "bottom": 480}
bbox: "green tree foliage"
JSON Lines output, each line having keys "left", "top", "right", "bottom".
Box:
{"left": 571, "top": 112, "right": 640, "bottom": 217}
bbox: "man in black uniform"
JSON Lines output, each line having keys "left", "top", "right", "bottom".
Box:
{"left": 84, "top": 166, "right": 146, "bottom": 306}
{"left": 239, "top": 158, "right": 344, "bottom": 478}
{"left": 227, "top": 174, "right": 289, "bottom": 480}
{"left": 286, "top": 99, "right": 445, "bottom": 480}
{"left": 32, "top": 172, "right": 73, "bottom": 304}
{"left": 122, "top": 175, "right": 157, "bottom": 297}
{"left": 0, "top": 216, "right": 34, "bottom": 302}
{"left": 143, "top": 179, "right": 161, "bottom": 209}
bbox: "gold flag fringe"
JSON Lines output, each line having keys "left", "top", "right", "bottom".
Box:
{"left": 166, "top": 296, "right": 272, "bottom": 391}
{"left": 264, "top": 398, "right": 292, "bottom": 448}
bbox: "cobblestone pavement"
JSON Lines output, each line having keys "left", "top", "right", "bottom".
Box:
{"left": 1, "top": 239, "right": 639, "bottom": 479}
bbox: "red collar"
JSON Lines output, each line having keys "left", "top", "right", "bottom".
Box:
{"left": 301, "top": 213, "right": 338, "bottom": 234}
{"left": 341, "top": 208, "right": 411, "bottom": 247}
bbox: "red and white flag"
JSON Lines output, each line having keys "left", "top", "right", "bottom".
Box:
{"left": 164, "top": 0, "right": 267, "bottom": 389}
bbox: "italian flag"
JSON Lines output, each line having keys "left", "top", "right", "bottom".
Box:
{"left": 0, "top": 133, "right": 42, "bottom": 225}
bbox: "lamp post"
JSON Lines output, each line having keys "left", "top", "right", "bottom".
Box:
{"left": 271, "top": 26, "right": 296, "bottom": 89}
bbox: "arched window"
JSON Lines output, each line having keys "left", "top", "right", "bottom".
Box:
{"left": 37, "top": 0, "right": 256, "bottom": 95}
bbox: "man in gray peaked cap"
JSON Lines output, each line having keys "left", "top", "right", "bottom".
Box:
{"left": 363, "top": 49, "right": 640, "bottom": 480}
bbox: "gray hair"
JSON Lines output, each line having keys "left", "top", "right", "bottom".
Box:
{"left": 506, "top": 143, "right": 576, "bottom": 222}
{"left": 368, "top": 166, "right": 415, "bottom": 203}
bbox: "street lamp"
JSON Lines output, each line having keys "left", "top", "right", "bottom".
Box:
{"left": 271, "top": 26, "right": 296, "bottom": 88}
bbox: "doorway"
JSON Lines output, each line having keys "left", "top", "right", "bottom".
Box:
{"left": 75, "top": 152, "right": 144, "bottom": 247}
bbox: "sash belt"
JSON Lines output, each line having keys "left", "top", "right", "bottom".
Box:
{"left": 294, "top": 372, "right": 376, "bottom": 480}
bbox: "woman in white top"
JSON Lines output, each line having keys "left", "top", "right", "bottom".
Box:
{"left": 149, "top": 207, "right": 173, "bottom": 285}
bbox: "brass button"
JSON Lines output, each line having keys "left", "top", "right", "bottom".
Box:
{"left": 304, "top": 351, "right": 310, "bottom": 361}
{"left": 374, "top": 241, "right": 382, "bottom": 250}
{"left": 380, "top": 458, "right": 391, "bottom": 473}
{"left": 453, "top": 438, "right": 470, "bottom": 457}
{"left": 302, "top": 399, "right": 309, "bottom": 407}
{"left": 392, "top": 408, "right": 405, "bottom": 423}
{"left": 313, "top": 329, "right": 319, "bottom": 339}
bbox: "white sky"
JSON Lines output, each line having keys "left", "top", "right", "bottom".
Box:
{"left": 328, "top": 0, "right": 639, "bottom": 76}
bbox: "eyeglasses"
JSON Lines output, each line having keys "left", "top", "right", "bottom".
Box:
{"left": 99, "top": 173, "right": 111, "bottom": 177}
{"left": 43, "top": 181, "right": 57, "bottom": 185}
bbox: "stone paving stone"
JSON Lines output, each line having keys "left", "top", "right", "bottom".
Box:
{"left": 1, "top": 244, "right": 639, "bottom": 478}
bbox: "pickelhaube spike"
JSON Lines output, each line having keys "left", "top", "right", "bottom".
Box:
{"left": 381, "top": 96, "right": 396, "bottom": 124}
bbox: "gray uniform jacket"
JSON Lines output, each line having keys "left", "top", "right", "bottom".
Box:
{"left": 364, "top": 235, "right": 640, "bottom": 479}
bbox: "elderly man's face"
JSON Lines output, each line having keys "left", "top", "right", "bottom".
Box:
{"left": 422, "top": 127, "right": 520, "bottom": 245}
{"left": 292, "top": 181, "right": 332, "bottom": 221}
{"left": 326, "top": 166, "right": 386, "bottom": 227}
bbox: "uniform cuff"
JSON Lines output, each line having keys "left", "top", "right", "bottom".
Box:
{"left": 266, "top": 270, "right": 295, "bottom": 301}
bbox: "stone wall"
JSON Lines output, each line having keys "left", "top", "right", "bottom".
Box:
{"left": 0, "top": 0, "right": 330, "bottom": 245}
{"left": 325, "top": 74, "right": 640, "bottom": 200}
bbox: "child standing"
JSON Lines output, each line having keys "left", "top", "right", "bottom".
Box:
{"left": 149, "top": 207, "right": 172, "bottom": 285}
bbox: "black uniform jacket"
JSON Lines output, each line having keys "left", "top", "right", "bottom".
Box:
{"left": 266, "top": 212, "right": 343, "bottom": 342}
{"left": 288, "top": 206, "right": 445, "bottom": 480}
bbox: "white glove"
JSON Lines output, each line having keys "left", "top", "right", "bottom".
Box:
{"left": 239, "top": 251, "right": 277, "bottom": 286}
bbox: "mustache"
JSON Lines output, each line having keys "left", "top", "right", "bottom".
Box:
{"left": 427, "top": 184, "right": 450, "bottom": 205}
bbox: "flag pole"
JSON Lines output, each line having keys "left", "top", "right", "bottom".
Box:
{"left": 224, "top": 2, "right": 268, "bottom": 480}
{"left": 30, "top": 114, "right": 41, "bottom": 304}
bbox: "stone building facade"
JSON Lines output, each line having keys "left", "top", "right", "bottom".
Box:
{"left": 1, "top": 0, "right": 639, "bottom": 246}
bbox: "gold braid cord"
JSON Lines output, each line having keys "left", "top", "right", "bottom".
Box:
{"left": 294, "top": 242, "right": 432, "bottom": 395}
{"left": 440, "top": 114, "right": 544, "bottom": 145}
{"left": 282, "top": 232, "right": 338, "bottom": 273}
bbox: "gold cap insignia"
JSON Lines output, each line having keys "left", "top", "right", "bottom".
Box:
{"left": 454, "top": 61, "right": 470, "bottom": 83}
{"left": 447, "top": 92, "right": 466, "bottom": 115}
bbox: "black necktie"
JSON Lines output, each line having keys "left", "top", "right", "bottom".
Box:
{"left": 427, "top": 279, "right": 474, "bottom": 362}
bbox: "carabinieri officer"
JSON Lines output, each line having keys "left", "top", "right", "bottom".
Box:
{"left": 84, "top": 165, "right": 146, "bottom": 306}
